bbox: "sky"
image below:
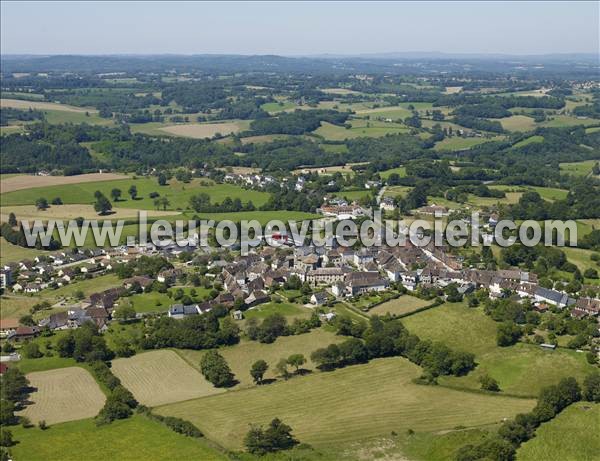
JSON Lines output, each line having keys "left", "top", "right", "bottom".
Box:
{"left": 1, "top": 1, "right": 598, "bottom": 56}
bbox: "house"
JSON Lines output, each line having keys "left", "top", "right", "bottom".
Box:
{"left": 0, "top": 318, "right": 19, "bottom": 339}
{"left": 123, "top": 276, "right": 154, "bottom": 291}
{"left": 244, "top": 290, "right": 270, "bottom": 307}
{"left": 332, "top": 281, "right": 346, "bottom": 297}
{"left": 534, "top": 287, "right": 575, "bottom": 308}
{"left": 38, "top": 312, "right": 69, "bottom": 330}
{"left": 0, "top": 268, "right": 12, "bottom": 289}
{"left": 574, "top": 297, "right": 600, "bottom": 316}
{"left": 232, "top": 310, "right": 244, "bottom": 320}
{"left": 379, "top": 196, "right": 395, "bottom": 211}
{"left": 12, "top": 326, "right": 40, "bottom": 342}
{"left": 157, "top": 269, "right": 183, "bottom": 284}
{"left": 306, "top": 267, "right": 345, "bottom": 285}
{"left": 310, "top": 292, "right": 327, "bottom": 306}
{"left": 0, "top": 363, "right": 8, "bottom": 375}
{"left": 417, "top": 204, "right": 449, "bottom": 216}
{"left": 168, "top": 304, "right": 202, "bottom": 319}
{"left": 353, "top": 248, "right": 374, "bottom": 268}
{"left": 319, "top": 312, "right": 337, "bottom": 322}
{"left": 345, "top": 272, "right": 388, "bottom": 296}
{"left": 24, "top": 282, "right": 42, "bottom": 293}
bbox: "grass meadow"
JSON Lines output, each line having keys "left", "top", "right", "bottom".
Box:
{"left": 516, "top": 402, "right": 600, "bottom": 461}
{"left": 9, "top": 415, "right": 227, "bottom": 461}
{"left": 156, "top": 357, "right": 534, "bottom": 450}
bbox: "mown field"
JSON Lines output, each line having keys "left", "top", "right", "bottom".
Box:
{"left": 0, "top": 204, "right": 179, "bottom": 222}
{"left": 0, "top": 237, "right": 49, "bottom": 264}
{"left": 401, "top": 302, "right": 596, "bottom": 397}
{"left": 434, "top": 136, "right": 502, "bottom": 151}
{"left": 0, "top": 172, "right": 128, "bottom": 193}
{"left": 1, "top": 177, "right": 269, "bottom": 210}
{"left": 9, "top": 415, "right": 228, "bottom": 461}
{"left": 516, "top": 402, "right": 600, "bottom": 461}
{"left": 157, "top": 357, "right": 535, "bottom": 450}
{"left": 176, "top": 328, "right": 343, "bottom": 388}
{"left": 157, "top": 120, "right": 251, "bottom": 138}
{"left": 314, "top": 120, "right": 409, "bottom": 141}
{"left": 111, "top": 349, "right": 223, "bottom": 406}
{"left": 559, "top": 159, "right": 599, "bottom": 177}
{"left": 17, "top": 367, "right": 106, "bottom": 425}
{"left": 367, "top": 295, "right": 430, "bottom": 317}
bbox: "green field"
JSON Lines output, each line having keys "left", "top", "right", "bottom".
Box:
{"left": 176, "top": 328, "right": 343, "bottom": 388}
{"left": 497, "top": 115, "right": 537, "bottom": 132}
{"left": 559, "top": 159, "right": 599, "bottom": 177}
{"left": 434, "top": 136, "right": 502, "bottom": 151}
{"left": 516, "top": 403, "right": 600, "bottom": 461}
{"left": 367, "top": 295, "right": 430, "bottom": 317}
{"left": 0, "top": 237, "right": 49, "bottom": 264}
{"left": 314, "top": 120, "right": 409, "bottom": 141}
{"left": 379, "top": 166, "right": 407, "bottom": 179}
{"left": 1, "top": 177, "right": 269, "bottom": 211}
{"left": 128, "top": 286, "right": 213, "bottom": 313}
{"left": 8, "top": 415, "right": 227, "bottom": 461}
{"left": 332, "top": 189, "right": 372, "bottom": 201}
{"left": 260, "top": 101, "right": 297, "bottom": 113}
{"left": 513, "top": 135, "right": 544, "bottom": 148}
{"left": 402, "top": 302, "right": 596, "bottom": 397}
{"left": 157, "top": 357, "right": 534, "bottom": 450}
{"left": 541, "top": 115, "right": 599, "bottom": 128}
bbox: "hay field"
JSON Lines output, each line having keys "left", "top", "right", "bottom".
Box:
{"left": 18, "top": 367, "right": 106, "bottom": 424}
{"left": 176, "top": 328, "right": 343, "bottom": 388}
{"left": 0, "top": 172, "right": 128, "bottom": 194}
{"left": 10, "top": 415, "right": 228, "bottom": 461}
{"left": 111, "top": 349, "right": 224, "bottom": 406}
{"left": 367, "top": 295, "right": 430, "bottom": 317}
{"left": 497, "top": 115, "right": 537, "bottom": 132}
{"left": 0, "top": 98, "right": 93, "bottom": 113}
{"left": 517, "top": 403, "right": 600, "bottom": 461}
{"left": 0, "top": 204, "right": 180, "bottom": 222}
{"left": 158, "top": 120, "right": 250, "bottom": 138}
{"left": 157, "top": 357, "right": 535, "bottom": 450}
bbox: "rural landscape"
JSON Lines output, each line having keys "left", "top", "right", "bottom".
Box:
{"left": 0, "top": 2, "right": 599, "bottom": 461}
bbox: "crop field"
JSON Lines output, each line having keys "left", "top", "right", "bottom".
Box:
{"left": 355, "top": 105, "right": 412, "bottom": 120}
{"left": 0, "top": 204, "right": 180, "bottom": 222}
{"left": 0, "top": 98, "right": 93, "bottom": 113}
{"left": 497, "top": 115, "right": 537, "bottom": 132}
{"left": 17, "top": 367, "right": 106, "bottom": 425}
{"left": 1, "top": 177, "right": 269, "bottom": 210}
{"left": 9, "top": 415, "right": 227, "bottom": 461}
{"left": 176, "top": 328, "right": 343, "bottom": 388}
{"left": 111, "top": 349, "right": 223, "bottom": 406}
{"left": 541, "top": 115, "right": 599, "bottom": 128}
{"left": 157, "top": 120, "right": 251, "bottom": 138}
{"left": 367, "top": 295, "right": 430, "bottom": 316}
{"left": 157, "top": 357, "right": 535, "bottom": 450}
{"left": 0, "top": 172, "right": 129, "bottom": 194}
{"left": 517, "top": 403, "right": 600, "bottom": 461}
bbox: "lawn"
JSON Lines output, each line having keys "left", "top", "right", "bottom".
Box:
{"left": 17, "top": 367, "right": 106, "bottom": 424}
{"left": 127, "top": 286, "right": 212, "bottom": 313}
{"left": 9, "top": 415, "right": 227, "bottom": 461}
{"left": 367, "top": 295, "right": 430, "bottom": 317}
{"left": 332, "top": 189, "right": 372, "bottom": 201}
{"left": 176, "top": 328, "right": 343, "bottom": 388}
{"left": 562, "top": 246, "right": 600, "bottom": 277}
{"left": 111, "top": 349, "right": 223, "bottom": 406}
{"left": 156, "top": 357, "right": 534, "bottom": 450}
{"left": 243, "top": 301, "right": 311, "bottom": 321}
{"left": 260, "top": 101, "right": 297, "bottom": 113}
{"left": 517, "top": 402, "right": 600, "bottom": 461}
{"left": 1, "top": 177, "right": 269, "bottom": 211}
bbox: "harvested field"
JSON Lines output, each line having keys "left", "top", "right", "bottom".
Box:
{"left": 1, "top": 173, "right": 129, "bottom": 193}
{"left": 0, "top": 98, "right": 93, "bottom": 113}
{"left": 367, "top": 296, "right": 430, "bottom": 317}
{"left": 18, "top": 367, "right": 106, "bottom": 424}
{"left": 158, "top": 121, "right": 249, "bottom": 138}
{"left": 157, "top": 357, "right": 535, "bottom": 450}
{"left": 111, "top": 349, "right": 224, "bottom": 406}
{"left": 0, "top": 204, "right": 180, "bottom": 222}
